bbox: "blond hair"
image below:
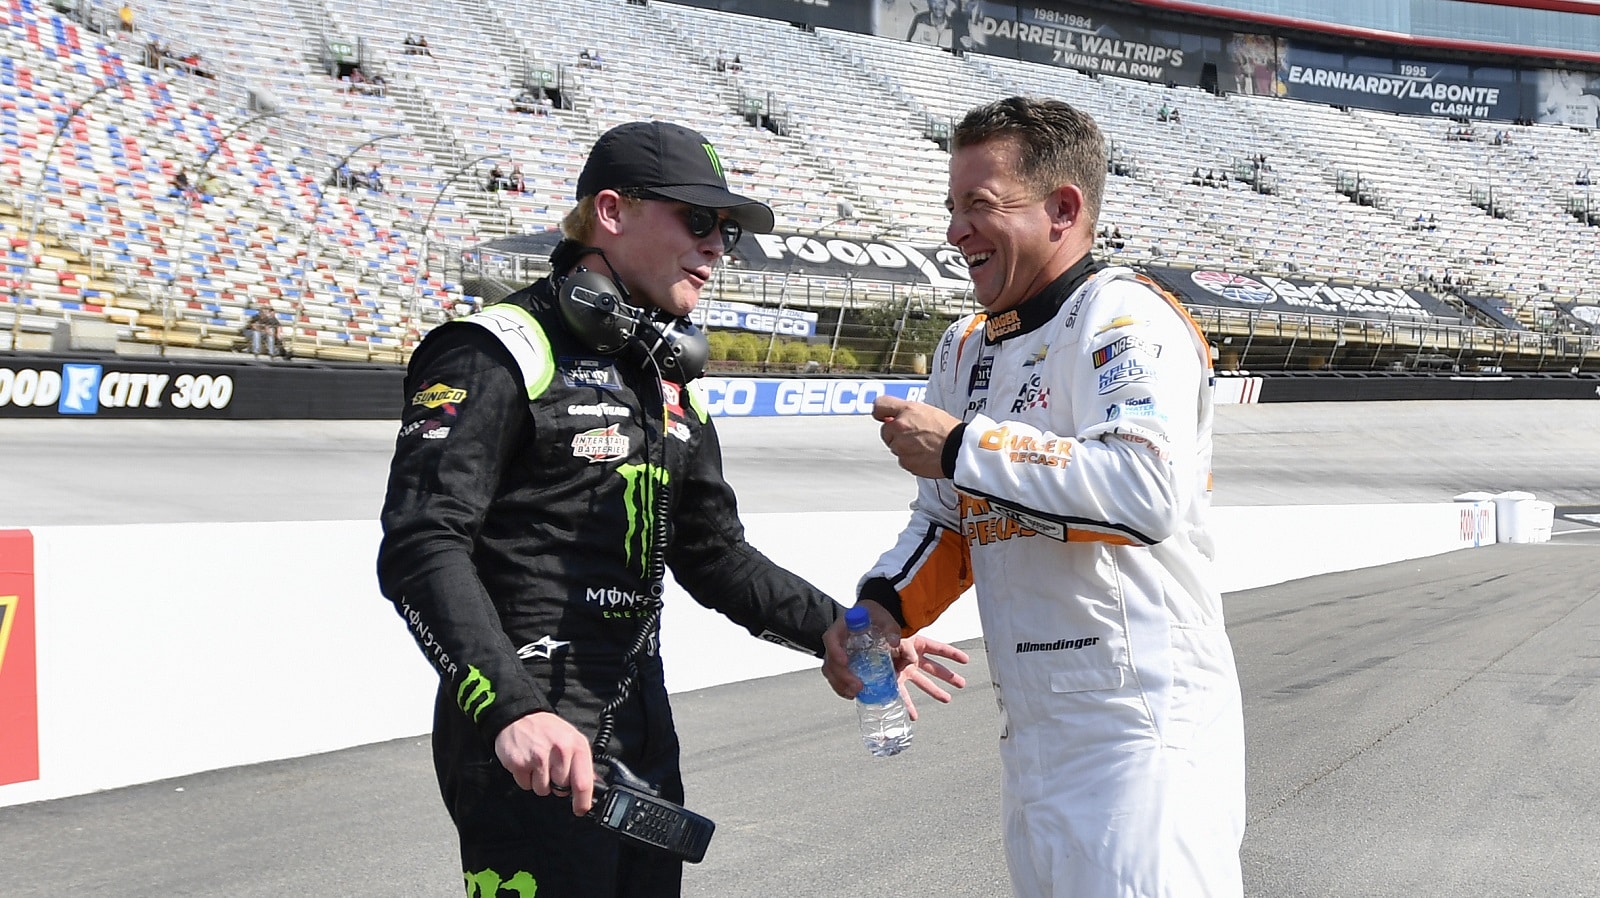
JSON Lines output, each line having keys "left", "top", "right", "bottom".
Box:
{"left": 560, "top": 192, "right": 642, "bottom": 243}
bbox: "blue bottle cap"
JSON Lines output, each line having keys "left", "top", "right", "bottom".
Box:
{"left": 845, "top": 605, "right": 871, "bottom": 631}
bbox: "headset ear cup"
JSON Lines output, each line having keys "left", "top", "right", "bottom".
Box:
{"left": 558, "top": 268, "right": 639, "bottom": 354}
{"left": 657, "top": 318, "right": 709, "bottom": 382}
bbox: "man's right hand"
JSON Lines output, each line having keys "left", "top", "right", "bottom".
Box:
{"left": 494, "top": 711, "right": 595, "bottom": 816}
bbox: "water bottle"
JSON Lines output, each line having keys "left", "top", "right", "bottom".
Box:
{"left": 844, "top": 605, "right": 913, "bottom": 757}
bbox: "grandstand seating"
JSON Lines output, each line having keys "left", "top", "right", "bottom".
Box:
{"left": 4, "top": 0, "right": 1598, "bottom": 358}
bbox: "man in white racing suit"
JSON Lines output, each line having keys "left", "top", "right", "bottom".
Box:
{"left": 822, "top": 97, "right": 1245, "bottom": 897}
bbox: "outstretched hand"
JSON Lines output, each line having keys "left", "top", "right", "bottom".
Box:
{"left": 822, "top": 600, "right": 969, "bottom": 720}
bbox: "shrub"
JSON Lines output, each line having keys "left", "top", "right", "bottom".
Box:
{"left": 779, "top": 341, "right": 810, "bottom": 365}
{"left": 725, "top": 333, "right": 760, "bottom": 363}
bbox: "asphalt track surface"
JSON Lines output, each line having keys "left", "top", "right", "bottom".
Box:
{"left": 3, "top": 400, "right": 1600, "bottom": 897}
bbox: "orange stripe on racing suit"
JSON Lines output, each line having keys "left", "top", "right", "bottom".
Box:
{"left": 896, "top": 527, "right": 974, "bottom": 637}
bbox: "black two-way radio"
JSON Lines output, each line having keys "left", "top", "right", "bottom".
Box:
{"left": 587, "top": 757, "right": 716, "bottom": 863}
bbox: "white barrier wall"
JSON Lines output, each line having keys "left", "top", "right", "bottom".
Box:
{"left": 0, "top": 501, "right": 1491, "bottom": 808}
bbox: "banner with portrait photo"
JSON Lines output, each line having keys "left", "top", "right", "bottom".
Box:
{"left": 1531, "top": 68, "right": 1600, "bottom": 128}
{"left": 872, "top": 0, "right": 983, "bottom": 53}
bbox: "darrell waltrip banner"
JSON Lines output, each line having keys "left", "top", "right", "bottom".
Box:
{"left": 1145, "top": 266, "right": 1465, "bottom": 323}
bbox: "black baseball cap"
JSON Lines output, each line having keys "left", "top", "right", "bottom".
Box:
{"left": 575, "top": 121, "right": 775, "bottom": 233}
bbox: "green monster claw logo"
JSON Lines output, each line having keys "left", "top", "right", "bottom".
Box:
{"left": 701, "top": 143, "right": 725, "bottom": 179}
{"left": 617, "top": 463, "right": 670, "bottom": 577}
{"left": 464, "top": 868, "right": 538, "bottom": 897}
{"left": 457, "top": 665, "right": 496, "bottom": 722}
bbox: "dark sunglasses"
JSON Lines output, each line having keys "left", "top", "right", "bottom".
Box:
{"left": 682, "top": 204, "right": 743, "bottom": 252}
{"left": 624, "top": 190, "right": 741, "bottom": 251}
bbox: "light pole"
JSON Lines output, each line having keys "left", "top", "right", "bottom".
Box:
{"left": 762, "top": 199, "right": 856, "bottom": 368}
{"left": 325, "top": 130, "right": 409, "bottom": 188}
{"left": 415, "top": 153, "right": 499, "bottom": 341}
{"left": 163, "top": 109, "right": 285, "bottom": 355}
{"left": 11, "top": 76, "right": 127, "bottom": 352}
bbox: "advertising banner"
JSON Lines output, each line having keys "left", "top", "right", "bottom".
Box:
{"left": 874, "top": 1, "right": 1227, "bottom": 86}
{"left": 1279, "top": 43, "right": 1520, "bottom": 121}
{"left": 735, "top": 231, "right": 971, "bottom": 289}
{"left": 699, "top": 376, "right": 928, "bottom": 416}
{"left": 1531, "top": 68, "right": 1600, "bottom": 128}
{"left": 690, "top": 299, "right": 819, "bottom": 337}
{"left": 1145, "top": 266, "right": 1465, "bottom": 323}
{"left": 0, "top": 530, "right": 38, "bottom": 787}
{"left": 670, "top": 0, "right": 869, "bottom": 31}
{"left": 0, "top": 356, "right": 404, "bottom": 419}
{"left": 0, "top": 361, "right": 237, "bottom": 418}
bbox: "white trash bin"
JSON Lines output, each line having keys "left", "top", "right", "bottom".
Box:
{"left": 1452, "top": 492, "right": 1497, "bottom": 547}
{"left": 1526, "top": 501, "right": 1555, "bottom": 544}
{"left": 1492, "top": 491, "right": 1537, "bottom": 543}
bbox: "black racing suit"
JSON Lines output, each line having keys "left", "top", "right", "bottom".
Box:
{"left": 377, "top": 279, "right": 843, "bottom": 897}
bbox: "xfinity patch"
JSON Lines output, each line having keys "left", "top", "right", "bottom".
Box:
{"left": 59, "top": 364, "right": 101, "bottom": 415}
{"left": 572, "top": 424, "right": 630, "bottom": 462}
{"left": 561, "top": 358, "right": 619, "bottom": 390}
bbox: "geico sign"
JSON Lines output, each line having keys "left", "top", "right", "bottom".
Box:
{"left": 701, "top": 378, "right": 759, "bottom": 416}
{"left": 0, "top": 367, "right": 234, "bottom": 410}
{"left": 704, "top": 378, "right": 884, "bottom": 416}
{"left": 696, "top": 309, "right": 815, "bottom": 336}
{"left": 773, "top": 379, "right": 883, "bottom": 415}
{"left": 743, "top": 313, "right": 812, "bottom": 336}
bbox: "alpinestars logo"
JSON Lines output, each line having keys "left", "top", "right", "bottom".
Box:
{"left": 516, "top": 636, "right": 570, "bottom": 660}
{"left": 457, "top": 666, "right": 496, "bottom": 722}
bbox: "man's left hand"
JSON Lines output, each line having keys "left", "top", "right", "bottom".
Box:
{"left": 822, "top": 600, "right": 969, "bottom": 721}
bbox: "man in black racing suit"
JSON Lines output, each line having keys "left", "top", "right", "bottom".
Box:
{"left": 378, "top": 121, "right": 963, "bottom": 897}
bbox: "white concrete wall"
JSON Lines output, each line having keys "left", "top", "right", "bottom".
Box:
{"left": 0, "top": 500, "right": 1493, "bottom": 808}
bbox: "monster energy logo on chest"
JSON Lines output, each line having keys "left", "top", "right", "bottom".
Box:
{"left": 617, "top": 462, "right": 670, "bottom": 578}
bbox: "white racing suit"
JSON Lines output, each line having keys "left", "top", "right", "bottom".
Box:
{"left": 860, "top": 261, "right": 1245, "bottom": 898}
